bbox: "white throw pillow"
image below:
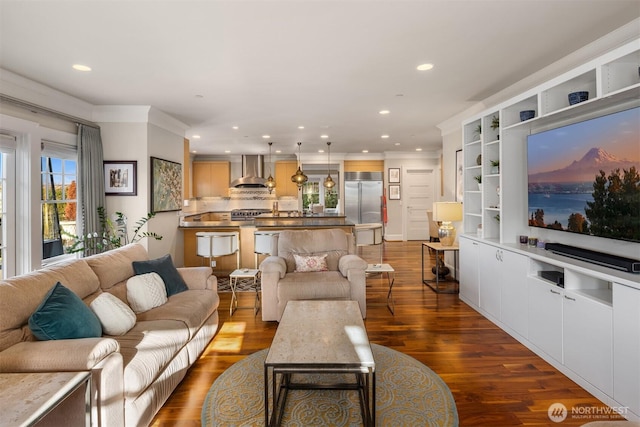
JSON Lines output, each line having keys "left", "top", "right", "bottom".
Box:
{"left": 126, "top": 272, "right": 168, "bottom": 313}
{"left": 90, "top": 292, "right": 136, "bottom": 336}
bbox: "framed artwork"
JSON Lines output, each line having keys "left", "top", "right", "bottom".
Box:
{"left": 150, "top": 157, "right": 182, "bottom": 213}
{"left": 456, "top": 149, "right": 464, "bottom": 202}
{"left": 389, "top": 184, "right": 400, "bottom": 200}
{"left": 104, "top": 161, "right": 137, "bottom": 196}
{"left": 389, "top": 168, "right": 400, "bottom": 183}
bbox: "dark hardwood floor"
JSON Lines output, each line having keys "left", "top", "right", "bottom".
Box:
{"left": 152, "top": 241, "right": 622, "bottom": 426}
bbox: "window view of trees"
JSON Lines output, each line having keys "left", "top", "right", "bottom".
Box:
{"left": 41, "top": 156, "right": 77, "bottom": 259}
{"left": 529, "top": 167, "right": 640, "bottom": 241}
{"left": 302, "top": 178, "right": 339, "bottom": 211}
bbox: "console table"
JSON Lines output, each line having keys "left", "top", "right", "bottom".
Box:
{"left": 0, "top": 371, "right": 91, "bottom": 426}
{"left": 422, "top": 242, "right": 459, "bottom": 294}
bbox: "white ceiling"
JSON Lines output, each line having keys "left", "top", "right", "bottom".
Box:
{"left": 1, "top": 1, "right": 639, "bottom": 157}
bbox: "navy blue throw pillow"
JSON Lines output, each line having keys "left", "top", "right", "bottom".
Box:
{"left": 132, "top": 254, "right": 188, "bottom": 296}
{"left": 29, "top": 282, "right": 102, "bottom": 340}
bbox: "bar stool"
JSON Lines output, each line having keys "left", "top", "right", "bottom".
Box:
{"left": 354, "top": 223, "right": 384, "bottom": 265}
{"left": 254, "top": 231, "right": 279, "bottom": 268}
{"left": 196, "top": 231, "right": 240, "bottom": 271}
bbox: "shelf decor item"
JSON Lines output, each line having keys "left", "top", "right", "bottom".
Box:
{"left": 433, "top": 202, "right": 463, "bottom": 246}
{"left": 476, "top": 154, "right": 482, "bottom": 166}
{"left": 568, "top": 91, "right": 589, "bottom": 105}
{"left": 474, "top": 175, "right": 482, "bottom": 190}
{"left": 490, "top": 160, "right": 500, "bottom": 174}
{"left": 519, "top": 110, "right": 535, "bottom": 121}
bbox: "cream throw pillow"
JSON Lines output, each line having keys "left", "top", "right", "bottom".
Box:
{"left": 90, "top": 292, "right": 136, "bottom": 336}
{"left": 126, "top": 272, "right": 168, "bottom": 313}
{"left": 293, "top": 253, "right": 329, "bottom": 272}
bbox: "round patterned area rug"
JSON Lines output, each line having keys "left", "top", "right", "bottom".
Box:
{"left": 202, "top": 343, "right": 459, "bottom": 426}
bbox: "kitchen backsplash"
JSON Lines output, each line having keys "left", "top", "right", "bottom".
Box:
{"left": 183, "top": 188, "right": 298, "bottom": 213}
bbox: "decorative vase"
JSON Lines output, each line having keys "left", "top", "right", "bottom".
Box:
{"left": 476, "top": 154, "right": 482, "bottom": 166}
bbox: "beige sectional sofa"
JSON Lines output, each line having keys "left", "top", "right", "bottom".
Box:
{"left": 0, "top": 243, "right": 220, "bottom": 427}
{"left": 259, "top": 228, "right": 367, "bottom": 321}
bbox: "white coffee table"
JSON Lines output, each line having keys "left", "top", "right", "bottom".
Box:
{"left": 229, "top": 268, "right": 261, "bottom": 316}
{"left": 264, "top": 300, "right": 375, "bottom": 426}
{"left": 366, "top": 263, "right": 395, "bottom": 314}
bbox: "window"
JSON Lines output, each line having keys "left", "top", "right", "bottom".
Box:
{"left": 41, "top": 147, "right": 77, "bottom": 260}
{"left": 0, "top": 134, "right": 16, "bottom": 278}
{"left": 302, "top": 177, "right": 339, "bottom": 211}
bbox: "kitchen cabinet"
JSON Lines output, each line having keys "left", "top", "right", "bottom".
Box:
{"left": 613, "top": 282, "right": 640, "bottom": 417}
{"left": 458, "top": 236, "right": 479, "bottom": 307}
{"left": 479, "top": 245, "right": 502, "bottom": 320}
{"left": 274, "top": 160, "right": 299, "bottom": 198}
{"left": 193, "top": 161, "right": 230, "bottom": 197}
{"left": 563, "top": 289, "right": 612, "bottom": 395}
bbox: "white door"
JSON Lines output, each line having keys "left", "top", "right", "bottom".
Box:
{"left": 404, "top": 169, "right": 435, "bottom": 241}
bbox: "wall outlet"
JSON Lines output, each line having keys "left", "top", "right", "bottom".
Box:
{"left": 210, "top": 260, "right": 216, "bottom": 267}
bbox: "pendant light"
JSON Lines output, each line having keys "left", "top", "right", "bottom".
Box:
{"left": 265, "top": 142, "right": 276, "bottom": 194}
{"left": 290, "top": 141, "right": 308, "bottom": 190}
{"left": 323, "top": 141, "right": 335, "bottom": 189}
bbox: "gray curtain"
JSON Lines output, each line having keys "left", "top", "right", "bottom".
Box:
{"left": 77, "top": 124, "right": 105, "bottom": 253}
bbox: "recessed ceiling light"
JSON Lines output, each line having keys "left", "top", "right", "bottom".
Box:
{"left": 298, "top": 126, "right": 305, "bottom": 129}
{"left": 232, "top": 126, "right": 239, "bottom": 130}
{"left": 275, "top": 150, "right": 282, "bottom": 153}
{"left": 72, "top": 64, "right": 91, "bottom": 72}
{"left": 192, "top": 135, "right": 201, "bottom": 139}
{"left": 362, "top": 150, "right": 369, "bottom": 153}
{"left": 262, "top": 135, "right": 270, "bottom": 139}
{"left": 416, "top": 63, "right": 434, "bottom": 71}
{"left": 318, "top": 149, "right": 325, "bottom": 153}
{"left": 379, "top": 110, "right": 390, "bottom": 115}
{"left": 191, "top": 150, "right": 197, "bottom": 153}
{"left": 224, "top": 150, "right": 231, "bottom": 153}
{"left": 381, "top": 135, "right": 389, "bottom": 139}
{"left": 321, "top": 135, "right": 329, "bottom": 139}
{"left": 416, "top": 148, "right": 423, "bottom": 151}
{"left": 394, "top": 142, "right": 401, "bottom": 146}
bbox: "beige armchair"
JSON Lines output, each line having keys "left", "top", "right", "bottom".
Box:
{"left": 259, "top": 229, "right": 368, "bottom": 321}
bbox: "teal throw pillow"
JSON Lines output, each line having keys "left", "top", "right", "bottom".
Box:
{"left": 132, "top": 254, "right": 188, "bottom": 296}
{"left": 29, "top": 282, "right": 102, "bottom": 340}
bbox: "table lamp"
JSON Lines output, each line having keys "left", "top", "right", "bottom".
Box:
{"left": 432, "top": 202, "right": 463, "bottom": 246}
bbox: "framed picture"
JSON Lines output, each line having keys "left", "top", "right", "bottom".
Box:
{"left": 456, "top": 149, "right": 464, "bottom": 202}
{"left": 150, "top": 157, "right": 182, "bottom": 213}
{"left": 389, "top": 184, "right": 400, "bottom": 200}
{"left": 104, "top": 161, "right": 137, "bottom": 196}
{"left": 389, "top": 168, "right": 400, "bottom": 183}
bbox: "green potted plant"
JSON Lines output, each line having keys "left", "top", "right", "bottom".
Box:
{"left": 474, "top": 124, "right": 482, "bottom": 139}
{"left": 474, "top": 175, "right": 482, "bottom": 190}
{"left": 490, "top": 159, "right": 500, "bottom": 174}
{"left": 491, "top": 115, "right": 500, "bottom": 139}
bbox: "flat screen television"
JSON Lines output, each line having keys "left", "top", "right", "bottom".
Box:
{"left": 527, "top": 106, "right": 640, "bottom": 243}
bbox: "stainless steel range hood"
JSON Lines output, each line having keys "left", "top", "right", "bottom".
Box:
{"left": 230, "top": 155, "right": 268, "bottom": 187}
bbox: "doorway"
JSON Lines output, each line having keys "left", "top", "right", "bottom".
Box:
{"left": 404, "top": 169, "right": 435, "bottom": 241}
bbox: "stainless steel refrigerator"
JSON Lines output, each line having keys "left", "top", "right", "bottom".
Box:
{"left": 344, "top": 172, "right": 383, "bottom": 224}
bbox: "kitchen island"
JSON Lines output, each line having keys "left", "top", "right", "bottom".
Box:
{"left": 179, "top": 213, "right": 355, "bottom": 271}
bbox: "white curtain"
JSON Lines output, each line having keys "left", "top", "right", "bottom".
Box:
{"left": 77, "top": 124, "right": 105, "bottom": 254}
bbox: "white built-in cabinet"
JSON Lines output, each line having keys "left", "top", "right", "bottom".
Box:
{"left": 613, "top": 283, "right": 640, "bottom": 417}
{"left": 458, "top": 237, "right": 479, "bottom": 307}
{"left": 458, "top": 38, "right": 640, "bottom": 422}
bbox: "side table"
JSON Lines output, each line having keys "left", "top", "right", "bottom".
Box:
{"left": 422, "top": 242, "right": 459, "bottom": 294}
{"left": 365, "top": 263, "right": 395, "bottom": 314}
{"left": 229, "top": 268, "right": 261, "bottom": 316}
{"left": 0, "top": 371, "right": 91, "bottom": 427}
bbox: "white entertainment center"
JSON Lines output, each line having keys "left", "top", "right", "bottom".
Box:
{"left": 458, "top": 38, "right": 640, "bottom": 422}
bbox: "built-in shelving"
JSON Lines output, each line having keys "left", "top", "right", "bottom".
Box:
{"left": 461, "top": 39, "right": 640, "bottom": 245}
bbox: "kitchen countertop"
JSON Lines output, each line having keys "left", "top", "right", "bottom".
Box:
{"left": 179, "top": 213, "right": 352, "bottom": 229}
